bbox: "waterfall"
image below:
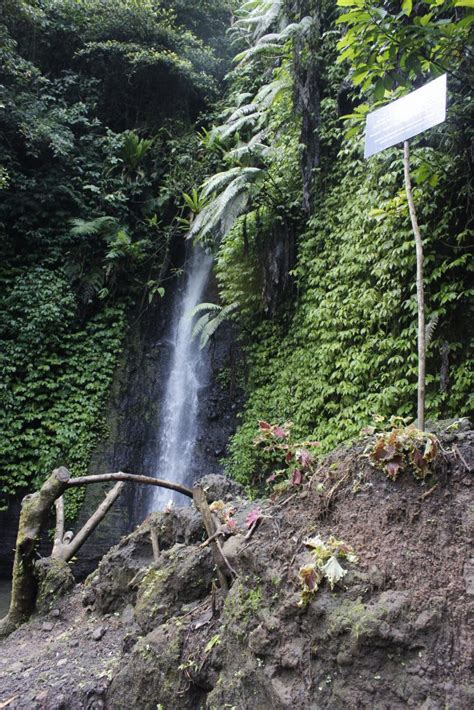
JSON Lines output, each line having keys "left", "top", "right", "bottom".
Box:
{"left": 150, "top": 247, "right": 213, "bottom": 509}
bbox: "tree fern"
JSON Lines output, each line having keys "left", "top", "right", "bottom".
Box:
{"left": 188, "top": 167, "right": 263, "bottom": 241}
{"left": 232, "top": 0, "right": 283, "bottom": 41}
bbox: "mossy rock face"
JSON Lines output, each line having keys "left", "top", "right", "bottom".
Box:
{"left": 81, "top": 507, "right": 206, "bottom": 615}
{"left": 35, "top": 558, "right": 75, "bottom": 614}
{"left": 134, "top": 544, "right": 214, "bottom": 633}
{"left": 107, "top": 621, "right": 194, "bottom": 710}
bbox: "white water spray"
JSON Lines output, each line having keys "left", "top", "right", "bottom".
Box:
{"left": 151, "top": 248, "right": 213, "bottom": 509}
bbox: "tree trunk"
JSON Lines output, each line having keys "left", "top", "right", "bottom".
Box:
{"left": 0, "top": 467, "right": 71, "bottom": 637}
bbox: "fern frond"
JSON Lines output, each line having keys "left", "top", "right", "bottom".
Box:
{"left": 190, "top": 302, "right": 240, "bottom": 349}
{"left": 232, "top": 0, "right": 283, "bottom": 40}
{"left": 202, "top": 167, "right": 261, "bottom": 197}
{"left": 189, "top": 167, "right": 263, "bottom": 241}
{"left": 70, "top": 216, "right": 117, "bottom": 237}
{"left": 425, "top": 315, "right": 439, "bottom": 348}
{"left": 190, "top": 302, "right": 222, "bottom": 317}
{"left": 192, "top": 312, "right": 213, "bottom": 340}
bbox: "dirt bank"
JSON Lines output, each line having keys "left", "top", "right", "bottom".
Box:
{"left": 0, "top": 422, "right": 472, "bottom": 709}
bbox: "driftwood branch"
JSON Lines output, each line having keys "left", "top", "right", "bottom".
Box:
{"left": 52, "top": 482, "right": 125, "bottom": 562}
{"left": 67, "top": 472, "right": 193, "bottom": 498}
{"left": 193, "top": 485, "right": 230, "bottom": 595}
{"left": 1, "top": 467, "right": 209, "bottom": 637}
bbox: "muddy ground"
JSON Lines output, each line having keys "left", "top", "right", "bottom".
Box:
{"left": 0, "top": 422, "right": 472, "bottom": 709}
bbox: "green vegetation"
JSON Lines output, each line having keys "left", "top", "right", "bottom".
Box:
{"left": 1, "top": 1, "right": 472, "bottom": 509}
{"left": 0, "top": 0, "right": 230, "bottom": 511}
{"left": 186, "top": 0, "right": 472, "bottom": 488}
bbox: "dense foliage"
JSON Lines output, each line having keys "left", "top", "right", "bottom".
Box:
{"left": 1, "top": 0, "right": 472, "bottom": 505}
{"left": 0, "top": 0, "right": 231, "bottom": 510}
{"left": 191, "top": 0, "right": 473, "bottom": 487}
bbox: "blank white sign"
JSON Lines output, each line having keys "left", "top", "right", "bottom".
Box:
{"left": 364, "top": 75, "right": 447, "bottom": 159}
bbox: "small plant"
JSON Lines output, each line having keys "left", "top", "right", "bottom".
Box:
{"left": 298, "top": 535, "right": 358, "bottom": 606}
{"left": 204, "top": 634, "right": 221, "bottom": 654}
{"left": 191, "top": 302, "right": 240, "bottom": 349}
{"left": 253, "top": 420, "right": 320, "bottom": 493}
{"left": 364, "top": 416, "right": 440, "bottom": 480}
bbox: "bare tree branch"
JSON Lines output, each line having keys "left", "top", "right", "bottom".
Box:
{"left": 66, "top": 472, "right": 193, "bottom": 498}
{"left": 53, "top": 482, "right": 126, "bottom": 562}
{"left": 51, "top": 495, "right": 65, "bottom": 558}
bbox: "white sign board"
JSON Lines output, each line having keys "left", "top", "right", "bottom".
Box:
{"left": 364, "top": 74, "right": 447, "bottom": 159}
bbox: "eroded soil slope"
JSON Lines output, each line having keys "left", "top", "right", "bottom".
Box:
{"left": 1, "top": 424, "right": 472, "bottom": 709}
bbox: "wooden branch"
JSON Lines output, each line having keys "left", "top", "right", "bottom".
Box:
{"left": 51, "top": 496, "right": 65, "bottom": 558}
{"left": 67, "top": 471, "right": 193, "bottom": 498}
{"left": 404, "top": 140, "right": 426, "bottom": 431}
{"left": 193, "top": 485, "right": 229, "bottom": 595}
{"left": 0, "top": 467, "right": 71, "bottom": 637}
{"left": 150, "top": 528, "right": 160, "bottom": 563}
{"left": 53, "top": 482, "right": 125, "bottom": 562}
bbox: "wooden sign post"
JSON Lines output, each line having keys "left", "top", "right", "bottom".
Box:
{"left": 364, "top": 75, "right": 447, "bottom": 431}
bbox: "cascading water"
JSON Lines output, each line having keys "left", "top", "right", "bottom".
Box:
{"left": 150, "top": 247, "right": 213, "bottom": 510}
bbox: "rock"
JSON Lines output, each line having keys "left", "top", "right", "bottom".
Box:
{"left": 463, "top": 558, "right": 474, "bottom": 595}
{"left": 50, "top": 608, "right": 61, "bottom": 618}
{"left": 121, "top": 603, "right": 135, "bottom": 624}
{"left": 57, "top": 658, "right": 68, "bottom": 667}
{"left": 107, "top": 622, "right": 189, "bottom": 709}
{"left": 34, "top": 557, "right": 75, "bottom": 614}
{"left": 41, "top": 621, "right": 54, "bottom": 632}
{"left": 92, "top": 625, "right": 106, "bottom": 641}
{"left": 8, "top": 661, "right": 23, "bottom": 673}
{"left": 134, "top": 544, "right": 214, "bottom": 633}
{"left": 82, "top": 506, "right": 205, "bottom": 614}
{"left": 196, "top": 474, "right": 245, "bottom": 502}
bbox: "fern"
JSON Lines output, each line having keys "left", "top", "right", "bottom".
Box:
{"left": 190, "top": 302, "right": 240, "bottom": 349}
{"left": 234, "top": 18, "right": 312, "bottom": 65}
{"left": 425, "top": 315, "right": 439, "bottom": 348}
{"left": 188, "top": 167, "right": 263, "bottom": 241}
{"left": 70, "top": 216, "right": 118, "bottom": 237}
{"left": 232, "top": 0, "right": 283, "bottom": 41}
